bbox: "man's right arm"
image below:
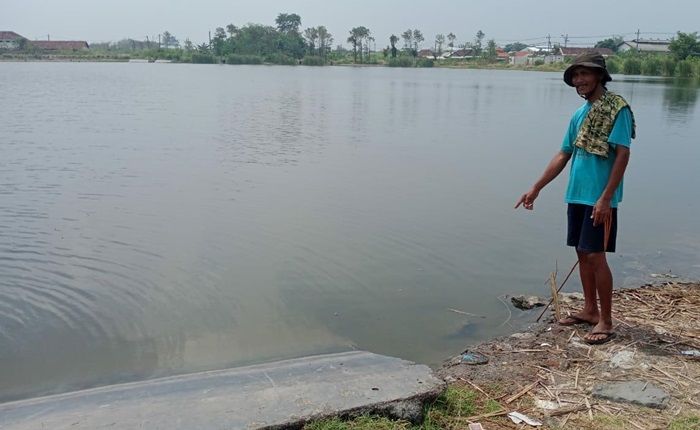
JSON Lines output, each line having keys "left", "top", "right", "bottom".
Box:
{"left": 515, "top": 150, "right": 572, "bottom": 210}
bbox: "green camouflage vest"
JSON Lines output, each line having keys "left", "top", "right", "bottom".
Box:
{"left": 574, "top": 91, "right": 636, "bottom": 158}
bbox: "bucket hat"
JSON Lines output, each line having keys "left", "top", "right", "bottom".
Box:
{"left": 563, "top": 52, "right": 612, "bottom": 87}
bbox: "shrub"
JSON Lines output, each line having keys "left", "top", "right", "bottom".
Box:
{"left": 677, "top": 59, "right": 694, "bottom": 77}
{"left": 533, "top": 59, "right": 544, "bottom": 66}
{"left": 387, "top": 56, "right": 414, "bottom": 67}
{"left": 301, "top": 56, "right": 325, "bottom": 66}
{"left": 606, "top": 57, "right": 621, "bottom": 74}
{"left": 641, "top": 56, "right": 662, "bottom": 75}
{"left": 191, "top": 53, "right": 216, "bottom": 64}
{"left": 662, "top": 57, "right": 677, "bottom": 76}
{"left": 623, "top": 57, "right": 642, "bottom": 75}
{"left": 264, "top": 53, "right": 297, "bottom": 65}
{"left": 227, "top": 54, "right": 263, "bottom": 64}
{"left": 416, "top": 58, "right": 434, "bottom": 67}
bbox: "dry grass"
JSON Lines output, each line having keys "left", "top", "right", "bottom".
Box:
{"left": 439, "top": 282, "right": 700, "bottom": 429}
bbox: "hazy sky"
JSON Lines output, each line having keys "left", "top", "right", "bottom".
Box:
{"left": 3, "top": 0, "right": 699, "bottom": 48}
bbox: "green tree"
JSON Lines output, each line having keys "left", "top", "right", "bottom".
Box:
{"left": 435, "top": 34, "right": 445, "bottom": 57}
{"left": 594, "top": 36, "right": 623, "bottom": 52}
{"left": 347, "top": 30, "right": 359, "bottom": 63}
{"left": 304, "top": 27, "right": 318, "bottom": 54}
{"left": 473, "top": 30, "right": 485, "bottom": 57}
{"left": 183, "top": 38, "right": 194, "bottom": 52}
{"left": 412, "top": 29, "right": 424, "bottom": 57}
{"left": 162, "top": 31, "right": 179, "bottom": 49}
{"left": 275, "top": 13, "right": 302, "bottom": 34}
{"left": 275, "top": 14, "right": 306, "bottom": 59}
{"left": 447, "top": 32, "right": 456, "bottom": 51}
{"left": 226, "top": 24, "right": 239, "bottom": 39}
{"left": 348, "top": 26, "right": 370, "bottom": 63}
{"left": 669, "top": 31, "right": 699, "bottom": 60}
{"left": 504, "top": 42, "right": 527, "bottom": 52}
{"left": 317, "top": 26, "right": 333, "bottom": 60}
{"left": 485, "top": 39, "right": 497, "bottom": 61}
{"left": 389, "top": 34, "right": 399, "bottom": 58}
{"left": 401, "top": 29, "right": 413, "bottom": 54}
{"left": 211, "top": 27, "right": 226, "bottom": 56}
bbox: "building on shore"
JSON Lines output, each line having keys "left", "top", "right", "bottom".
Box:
{"left": 0, "top": 31, "right": 27, "bottom": 50}
{"left": 31, "top": 40, "right": 89, "bottom": 51}
{"left": 0, "top": 31, "right": 89, "bottom": 51}
{"left": 617, "top": 39, "right": 671, "bottom": 54}
{"left": 558, "top": 47, "right": 614, "bottom": 58}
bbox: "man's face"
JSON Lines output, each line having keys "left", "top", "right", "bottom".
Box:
{"left": 571, "top": 67, "right": 602, "bottom": 98}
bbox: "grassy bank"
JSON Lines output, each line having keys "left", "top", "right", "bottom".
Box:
{"left": 4, "top": 50, "right": 700, "bottom": 79}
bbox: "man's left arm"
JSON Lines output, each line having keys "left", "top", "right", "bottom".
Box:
{"left": 592, "top": 145, "right": 630, "bottom": 226}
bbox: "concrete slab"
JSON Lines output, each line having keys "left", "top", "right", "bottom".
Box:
{"left": 592, "top": 380, "right": 669, "bottom": 409}
{"left": 0, "top": 351, "right": 444, "bottom": 429}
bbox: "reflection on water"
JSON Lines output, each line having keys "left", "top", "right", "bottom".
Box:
{"left": 0, "top": 64, "right": 699, "bottom": 402}
{"left": 663, "top": 78, "right": 699, "bottom": 118}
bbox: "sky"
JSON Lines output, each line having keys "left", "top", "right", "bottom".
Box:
{"left": 3, "top": 0, "right": 699, "bottom": 48}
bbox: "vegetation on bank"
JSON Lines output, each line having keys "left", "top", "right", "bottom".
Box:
{"left": 303, "top": 385, "right": 504, "bottom": 430}
{"left": 3, "top": 12, "right": 699, "bottom": 78}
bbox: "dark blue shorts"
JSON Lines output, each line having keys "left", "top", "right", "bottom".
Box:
{"left": 567, "top": 204, "right": 617, "bottom": 253}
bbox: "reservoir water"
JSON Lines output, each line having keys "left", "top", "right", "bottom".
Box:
{"left": 1, "top": 62, "right": 698, "bottom": 402}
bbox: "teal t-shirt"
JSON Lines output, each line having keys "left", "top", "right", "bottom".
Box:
{"left": 561, "top": 102, "right": 633, "bottom": 208}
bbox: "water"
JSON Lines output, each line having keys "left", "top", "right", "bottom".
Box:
{"left": 1, "top": 63, "right": 698, "bottom": 402}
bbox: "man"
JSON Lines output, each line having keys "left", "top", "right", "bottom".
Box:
{"left": 515, "top": 52, "right": 635, "bottom": 345}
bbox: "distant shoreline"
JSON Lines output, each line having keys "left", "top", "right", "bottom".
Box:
{"left": 0, "top": 55, "right": 568, "bottom": 73}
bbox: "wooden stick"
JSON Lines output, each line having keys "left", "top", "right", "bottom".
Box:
{"left": 536, "top": 261, "right": 579, "bottom": 322}
{"left": 505, "top": 380, "right": 540, "bottom": 404}
{"left": 458, "top": 377, "right": 492, "bottom": 400}
{"left": 545, "top": 404, "right": 587, "bottom": 417}
{"left": 549, "top": 271, "right": 562, "bottom": 322}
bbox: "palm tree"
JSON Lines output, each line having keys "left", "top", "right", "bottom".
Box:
{"left": 389, "top": 34, "right": 399, "bottom": 58}
{"left": 447, "top": 33, "right": 456, "bottom": 52}
{"left": 412, "top": 29, "right": 424, "bottom": 57}
{"left": 304, "top": 27, "right": 319, "bottom": 55}
{"left": 435, "top": 34, "right": 445, "bottom": 58}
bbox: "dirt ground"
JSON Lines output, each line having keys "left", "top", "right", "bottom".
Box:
{"left": 437, "top": 282, "right": 700, "bottom": 430}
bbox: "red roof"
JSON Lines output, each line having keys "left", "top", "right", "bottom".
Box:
{"left": 0, "top": 31, "right": 25, "bottom": 40}
{"left": 31, "top": 40, "right": 89, "bottom": 50}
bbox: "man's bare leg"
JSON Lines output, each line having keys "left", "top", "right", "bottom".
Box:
{"left": 585, "top": 252, "right": 614, "bottom": 342}
{"left": 558, "top": 250, "right": 601, "bottom": 325}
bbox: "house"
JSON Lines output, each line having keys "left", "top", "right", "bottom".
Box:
{"left": 0, "top": 31, "right": 27, "bottom": 50}
{"left": 510, "top": 49, "right": 533, "bottom": 65}
{"left": 558, "top": 47, "right": 614, "bottom": 58}
{"left": 448, "top": 48, "right": 475, "bottom": 59}
{"left": 31, "top": 40, "right": 89, "bottom": 51}
{"left": 417, "top": 49, "right": 434, "bottom": 58}
{"left": 617, "top": 39, "right": 671, "bottom": 54}
{"left": 495, "top": 47, "right": 509, "bottom": 61}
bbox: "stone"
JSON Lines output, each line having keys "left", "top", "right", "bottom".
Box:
{"left": 510, "top": 332, "right": 535, "bottom": 340}
{"left": 609, "top": 350, "right": 636, "bottom": 369}
{"left": 592, "top": 380, "right": 669, "bottom": 409}
{"left": 511, "top": 295, "right": 547, "bottom": 310}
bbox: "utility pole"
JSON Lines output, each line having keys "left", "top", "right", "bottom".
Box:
{"left": 47, "top": 34, "right": 50, "bottom": 41}
{"left": 158, "top": 33, "right": 161, "bottom": 49}
{"left": 546, "top": 34, "right": 551, "bottom": 53}
{"left": 635, "top": 29, "right": 640, "bottom": 52}
{"left": 562, "top": 34, "right": 569, "bottom": 48}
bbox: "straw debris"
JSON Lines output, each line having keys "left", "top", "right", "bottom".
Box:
{"left": 439, "top": 282, "right": 700, "bottom": 429}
